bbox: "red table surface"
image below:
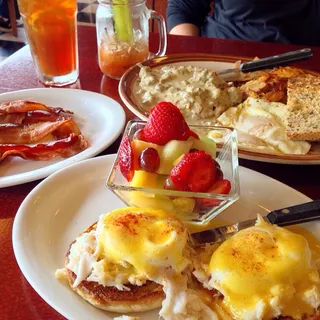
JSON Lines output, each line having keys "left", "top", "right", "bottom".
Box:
{"left": 1, "top": 25, "right": 320, "bottom": 320}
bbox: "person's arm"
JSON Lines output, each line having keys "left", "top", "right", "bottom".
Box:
{"left": 166, "top": 0, "right": 212, "bottom": 36}
{"left": 170, "top": 23, "right": 200, "bottom": 36}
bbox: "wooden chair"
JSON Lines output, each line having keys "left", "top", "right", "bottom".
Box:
{"left": 7, "top": 0, "right": 18, "bottom": 37}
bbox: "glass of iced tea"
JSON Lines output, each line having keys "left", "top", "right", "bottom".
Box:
{"left": 18, "top": 0, "right": 78, "bottom": 86}
{"left": 96, "top": 0, "right": 167, "bottom": 80}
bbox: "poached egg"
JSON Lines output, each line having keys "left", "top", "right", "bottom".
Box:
{"left": 194, "top": 216, "right": 320, "bottom": 320}
{"left": 63, "top": 207, "right": 218, "bottom": 320}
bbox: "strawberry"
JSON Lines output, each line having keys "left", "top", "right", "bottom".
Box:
{"left": 189, "top": 130, "right": 199, "bottom": 139}
{"left": 143, "top": 102, "right": 197, "bottom": 145}
{"left": 118, "top": 134, "right": 134, "bottom": 181}
{"left": 170, "top": 150, "right": 215, "bottom": 192}
{"left": 198, "top": 179, "right": 231, "bottom": 206}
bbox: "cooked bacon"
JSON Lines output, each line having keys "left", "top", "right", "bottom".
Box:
{"left": 0, "top": 113, "right": 26, "bottom": 124}
{"left": 0, "top": 111, "right": 73, "bottom": 125}
{"left": 51, "top": 119, "right": 81, "bottom": 140}
{"left": 0, "top": 100, "right": 73, "bottom": 115}
{"left": 0, "top": 134, "right": 88, "bottom": 161}
{"left": 236, "top": 66, "right": 312, "bottom": 104}
{"left": 23, "top": 111, "right": 72, "bottom": 124}
{"left": 0, "top": 119, "right": 81, "bottom": 144}
{"left": 0, "top": 99, "right": 88, "bottom": 162}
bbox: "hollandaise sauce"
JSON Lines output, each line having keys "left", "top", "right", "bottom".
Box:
{"left": 208, "top": 217, "right": 320, "bottom": 320}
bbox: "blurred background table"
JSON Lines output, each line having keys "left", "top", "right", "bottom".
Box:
{"left": 1, "top": 25, "right": 320, "bottom": 320}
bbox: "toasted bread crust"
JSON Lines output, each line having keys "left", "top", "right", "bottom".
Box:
{"left": 65, "top": 222, "right": 164, "bottom": 313}
{"left": 286, "top": 76, "right": 320, "bottom": 141}
{"left": 67, "top": 270, "right": 164, "bottom": 313}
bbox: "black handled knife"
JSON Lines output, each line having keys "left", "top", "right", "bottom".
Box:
{"left": 192, "top": 199, "right": 320, "bottom": 245}
{"left": 217, "top": 48, "right": 313, "bottom": 76}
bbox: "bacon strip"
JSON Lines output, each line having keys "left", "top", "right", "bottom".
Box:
{"left": 0, "top": 100, "right": 88, "bottom": 163}
{"left": 0, "top": 111, "right": 73, "bottom": 125}
{"left": 23, "top": 111, "right": 72, "bottom": 124}
{"left": 0, "top": 100, "right": 73, "bottom": 115}
{"left": 0, "top": 134, "right": 88, "bottom": 161}
{"left": 0, "top": 113, "right": 26, "bottom": 124}
{"left": 0, "top": 119, "right": 81, "bottom": 144}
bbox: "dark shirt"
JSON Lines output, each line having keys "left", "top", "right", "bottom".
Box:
{"left": 167, "top": 0, "right": 320, "bottom": 46}
{"left": 0, "top": 0, "right": 20, "bottom": 20}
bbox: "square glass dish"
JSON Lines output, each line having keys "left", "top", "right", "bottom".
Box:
{"left": 106, "top": 120, "right": 240, "bottom": 224}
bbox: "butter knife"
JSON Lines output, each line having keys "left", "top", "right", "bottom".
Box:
{"left": 192, "top": 199, "right": 320, "bottom": 245}
{"left": 217, "top": 48, "right": 313, "bottom": 76}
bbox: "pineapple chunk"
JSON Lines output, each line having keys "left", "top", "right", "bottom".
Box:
{"left": 130, "top": 170, "right": 157, "bottom": 188}
{"left": 129, "top": 171, "right": 174, "bottom": 211}
{"left": 130, "top": 193, "right": 174, "bottom": 212}
{"left": 172, "top": 197, "right": 196, "bottom": 213}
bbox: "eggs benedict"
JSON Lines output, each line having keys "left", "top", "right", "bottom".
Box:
{"left": 56, "top": 207, "right": 217, "bottom": 319}
{"left": 193, "top": 216, "right": 320, "bottom": 320}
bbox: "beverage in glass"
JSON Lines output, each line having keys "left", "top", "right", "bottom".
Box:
{"left": 18, "top": 0, "right": 78, "bottom": 86}
{"left": 96, "top": 0, "right": 167, "bottom": 80}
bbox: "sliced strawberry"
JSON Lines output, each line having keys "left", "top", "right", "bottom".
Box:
{"left": 209, "top": 179, "right": 231, "bottom": 194}
{"left": 198, "top": 179, "right": 231, "bottom": 206}
{"left": 143, "top": 102, "right": 193, "bottom": 145}
{"left": 170, "top": 150, "right": 216, "bottom": 192}
{"left": 118, "top": 134, "right": 134, "bottom": 182}
{"left": 189, "top": 130, "right": 199, "bottom": 139}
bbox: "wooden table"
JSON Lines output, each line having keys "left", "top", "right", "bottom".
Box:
{"left": 1, "top": 25, "right": 320, "bottom": 320}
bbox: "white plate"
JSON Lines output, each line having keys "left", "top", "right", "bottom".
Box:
{"left": 13, "top": 154, "right": 320, "bottom": 320}
{"left": 119, "top": 53, "right": 320, "bottom": 165}
{"left": 0, "top": 88, "right": 125, "bottom": 188}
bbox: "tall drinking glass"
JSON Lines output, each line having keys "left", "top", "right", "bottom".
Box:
{"left": 18, "top": 0, "right": 79, "bottom": 86}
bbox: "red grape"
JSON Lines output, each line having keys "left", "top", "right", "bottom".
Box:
{"left": 213, "top": 159, "right": 221, "bottom": 168}
{"left": 215, "top": 167, "right": 223, "bottom": 180}
{"left": 139, "top": 148, "right": 160, "bottom": 172}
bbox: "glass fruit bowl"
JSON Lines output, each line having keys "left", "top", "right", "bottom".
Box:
{"left": 106, "top": 120, "right": 240, "bottom": 224}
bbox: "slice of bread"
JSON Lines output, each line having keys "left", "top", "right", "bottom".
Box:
{"left": 286, "top": 76, "right": 320, "bottom": 141}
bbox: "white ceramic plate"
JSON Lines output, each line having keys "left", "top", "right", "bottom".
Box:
{"left": 119, "top": 53, "right": 320, "bottom": 165}
{"left": 13, "top": 154, "right": 319, "bottom": 320}
{"left": 0, "top": 88, "right": 125, "bottom": 188}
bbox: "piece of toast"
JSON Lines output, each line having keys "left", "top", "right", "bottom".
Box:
{"left": 286, "top": 76, "right": 320, "bottom": 141}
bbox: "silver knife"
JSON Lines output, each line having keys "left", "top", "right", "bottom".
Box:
{"left": 217, "top": 48, "right": 313, "bottom": 76}
{"left": 192, "top": 199, "right": 320, "bottom": 245}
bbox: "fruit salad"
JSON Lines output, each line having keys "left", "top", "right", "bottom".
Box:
{"left": 107, "top": 102, "right": 240, "bottom": 223}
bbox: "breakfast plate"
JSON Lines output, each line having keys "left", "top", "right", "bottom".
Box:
{"left": 119, "top": 53, "right": 320, "bottom": 165}
{"left": 12, "top": 154, "right": 320, "bottom": 320}
{"left": 0, "top": 88, "right": 126, "bottom": 188}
